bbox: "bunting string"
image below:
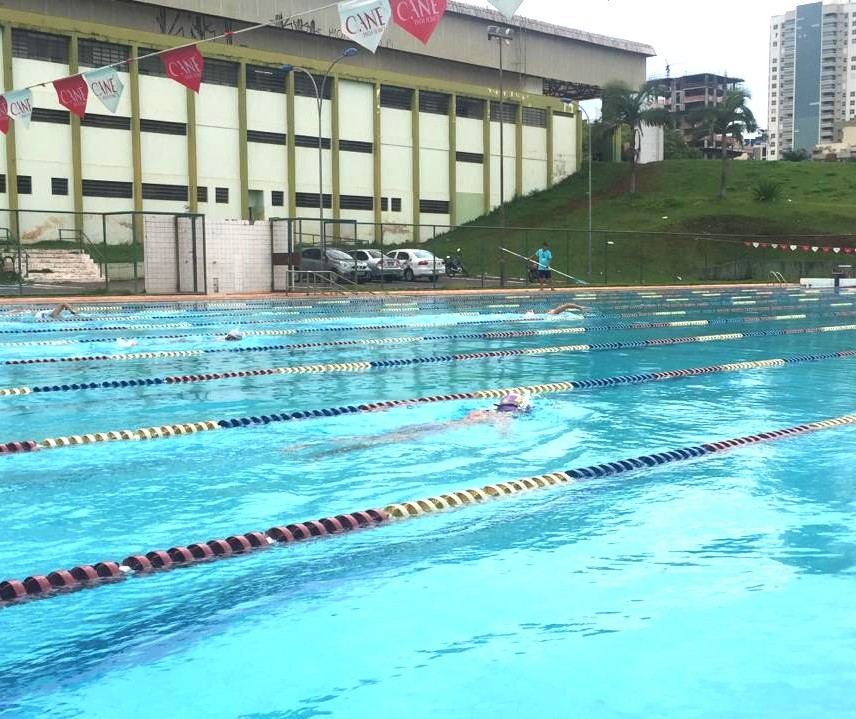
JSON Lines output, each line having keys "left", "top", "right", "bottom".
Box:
{"left": 742, "top": 241, "right": 856, "bottom": 255}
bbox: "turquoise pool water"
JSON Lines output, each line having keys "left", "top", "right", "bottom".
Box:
{"left": 1, "top": 289, "right": 856, "bottom": 718}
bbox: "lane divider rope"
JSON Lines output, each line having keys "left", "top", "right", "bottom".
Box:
{"left": 4, "top": 411, "right": 856, "bottom": 606}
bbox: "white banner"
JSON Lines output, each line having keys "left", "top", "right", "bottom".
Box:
{"left": 85, "top": 66, "right": 125, "bottom": 114}
{"left": 339, "top": 0, "right": 392, "bottom": 53}
{"left": 3, "top": 89, "right": 33, "bottom": 128}
{"left": 488, "top": 0, "right": 524, "bottom": 19}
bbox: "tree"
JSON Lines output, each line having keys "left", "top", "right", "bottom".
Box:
{"left": 687, "top": 88, "right": 757, "bottom": 199}
{"left": 782, "top": 148, "right": 809, "bottom": 162}
{"left": 664, "top": 128, "right": 703, "bottom": 160}
{"left": 601, "top": 81, "right": 672, "bottom": 194}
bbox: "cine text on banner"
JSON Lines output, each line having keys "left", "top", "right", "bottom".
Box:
{"left": 161, "top": 46, "right": 205, "bottom": 93}
{"left": 340, "top": 0, "right": 392, "bottom": 53}
{"left": 2, "top": 89, "right": 34, "bottom": 129}
{"left": 488, "top": 0, "right": 524, "bottom": 19}
{"left": 54, "top": 75, "right": 89, "bottom": 118}
{"left": 85, "top": 66, "right": 125, "bottom": 114}
{"left": 391, "top": 0, "right": 446, "bottom": 44}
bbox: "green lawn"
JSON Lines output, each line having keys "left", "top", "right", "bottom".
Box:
{"left": 426, "top": 160, "right": 856, "bottom": 285}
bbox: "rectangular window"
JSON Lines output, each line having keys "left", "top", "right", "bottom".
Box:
{"left": 82, "top": 179, "right": 133, "bottom": 199}
{"left": 380, "top": 85, "right": 414, "bottom": 110}
{"left": 490, "top": 102, "right": 518, "bottom": 123}
{"left": 271, "top": 190, "right": 285, "bottom": 207}
{"left": 522, "top": 107, "right": 548, "bottom": 128}
{"left": 82, "top": 114, "right": 131, "bottom": 131}
{"left": 456, "top": 151, "right": 484, "bottom": 164}
{"left": 247, "top": 130, "right": 286, "bottom": 145}
{"left": 294, "top": 73, "right": 332, "bottom": 99}
{"left": 142, "top": 183, "right": 188, "bottom": 202}
{"left": 51, "top": 177, "right": 69, "bottom": 196}
{"left": 79, "top": 39, "right": 130, "bottom": 68}
{"left": 391, "top": 198, "right": 402, "bottom": 212}
{"left": 456, "top": 96, "right": 485, "bottom": 119}
{"left": 11, "top": 29, "right": 69, "bottom": 63}
{"left": 294, "top": 135, "right": 332, "bottom": 149}
{"left": 203, "top": 58, "right": 239, "bottom": 87}
{"left": 339, "top": 195, "right": 374, "bottom": 211}
{"left": 140, "top": 119, "right": 187, "bottom": 136}
{"left": 247, "top": 65, "right": 287, "bottom": 93}
{"left": 0, "top": 175, "right": 6, "bottom": 193}
{"left": 17, "top": 176, "right": 32, "bottom": 195}
{"left": 339, "top": 139, "right": 373, "bottom": 154}
{"left": 419, "top": 199, "right": 449, "bottom": 214}
{"left": 215, "top": 187, "right": 230, "bottom": 204}
{"left": 295, "top": 192, "right": 332, "bottom": 209}
{"left": 32, "top": 108, "right": 70, "bottom": 125}
{"left": 381, "top": 197, "right": 403, "bottom": 212}
{"left": 419, "top": 91, "right": 450, "bottom": 115}
{"left": 137, "top": 47, "right": 168, "bottom": 78}
{"left": 197, "top": 186, "right": 208, "bottom": 203}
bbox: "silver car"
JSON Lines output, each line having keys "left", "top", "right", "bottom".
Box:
{"left": 299, "top": 247, "right": 371, "bottom": 283}
{"left": 349, "top": 249, "right": 404, "bottom": 281}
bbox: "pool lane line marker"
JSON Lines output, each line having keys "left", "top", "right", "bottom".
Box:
{"left": 4, "top": 348, "right": 856, "bottom": 456}
{"left": 4, "top": 412, "right": 856, "bottom": 607}
{"left": 2, "top": 323, "right": 855, "bottom": 400}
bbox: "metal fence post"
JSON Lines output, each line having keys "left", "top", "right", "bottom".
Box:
{"left": 101, "top": 213, "right": 109, "bottom": 291}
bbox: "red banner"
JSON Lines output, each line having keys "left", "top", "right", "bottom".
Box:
{"left": 161, "top": 46, "right": 204, "bottom": 93}
{"left": 54, "top": 75, "right": 89, "bottom": 118}
{"left": 744, "top": 241, "right": 853, "bottom": 254}
{"left": 392, "top": 0, "right": 447, "bottom": 44}
{"left": 0, "top": 97, "right": 8, "bottom": 136}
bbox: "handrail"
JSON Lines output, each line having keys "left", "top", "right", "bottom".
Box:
{"left": 769, "top": 271, "right": 787, "bottom": 285}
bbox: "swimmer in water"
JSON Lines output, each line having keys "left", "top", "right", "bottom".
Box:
{"left": 547, "top": 302, "right": 587, "bottom": 315}
{"left": 225, "top": 329, "right": 243, "bottom": 342}
{"left": 291, "top": 392, "right": 533, "bottom": 458}
{"left": 34, "top": 303, "right": 77, "bottom": 321}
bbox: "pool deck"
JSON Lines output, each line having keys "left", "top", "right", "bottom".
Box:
{"left": 0, "top": 283, "right": 797, "bottom": 305}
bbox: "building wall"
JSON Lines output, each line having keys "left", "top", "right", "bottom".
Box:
{"left": 1, "top": 7, "right": 578, "bottom": 244}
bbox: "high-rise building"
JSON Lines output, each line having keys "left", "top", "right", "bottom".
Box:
{"left": 657, "top": 73, "right": 744, "bottom": 149}
{"left": 768, "top": 2, "right": 856, "bottom": 160}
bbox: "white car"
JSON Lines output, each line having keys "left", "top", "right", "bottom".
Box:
{"left": 387, "top": 249, "right": 445, "bottom": 282}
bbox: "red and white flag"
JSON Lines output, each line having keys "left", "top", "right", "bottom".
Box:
{"left": 161, "top": 46, "right": 204, "bottom": 93}
{"left": 339, "top": 0, "right": 392, "bottom": 53}
{"left": 392, "top": 0, "right": 447, "bottom": 44}
{"left": 0, "top": 97, "right": 8, "bottom": 136}
{"left": 54, "top": 75, "right": 89, "bottom": 118}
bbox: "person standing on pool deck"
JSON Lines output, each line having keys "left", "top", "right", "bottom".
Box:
{"left": 531, "top": 243, "right": 554, "bottom": 291}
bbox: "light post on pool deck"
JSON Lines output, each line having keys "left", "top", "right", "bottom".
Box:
{"left": 488, "top": 25, "right": 514, "bottom": 227}
{"left": 562, "top": 98, "right": 593, "bottom": 278}
{"left": 605, "top": 239, "right": 615, "bottom": 285}
{"left": 282, "top": 47, "right": 359, "bottom": 250}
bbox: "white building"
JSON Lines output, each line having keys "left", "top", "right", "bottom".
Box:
{"left": 768, "top": 2, "right": 856, "bottom": 160}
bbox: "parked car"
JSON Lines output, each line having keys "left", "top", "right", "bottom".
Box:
{"left": 349, "top": 248, "right": 404, "bottom": 281}
{"left": 386, "top": 249, "right": 446, "bottom": 282}
{"left": 298, "top": 247, "right": 371, "bottom": 283}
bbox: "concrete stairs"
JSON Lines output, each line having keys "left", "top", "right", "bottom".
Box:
{"left": 24, "top": 249, "right": 103, "bottom": 284}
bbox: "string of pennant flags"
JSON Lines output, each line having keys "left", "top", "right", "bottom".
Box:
{"left": 0, "top": 0, "right": 525, "bottom": 135}
{"left": 743, "top": 241, "right": 856, "bottom": 255}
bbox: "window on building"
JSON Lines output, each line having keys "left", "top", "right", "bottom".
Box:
{"left": 197, "top": 186, "right": 208, "bottom": 203}
{"left": 82, "top": 179, "right": 133, "bottom": 198}
{"left": 380, "top": 85, "right": 414, "bottom": 110}
{"left": 79, "top": 39, "right": 130, "bottom": 68}
{"left": 419, "top": 91, "right": 450, "bottom": 115}
{"left": 247, "top": 65, "right": 287, "bottom": 93}
{"left": 419, "top": 199, "right": 449, "bottom": 214}
{"left": 51, "top": 177, "right": 69, "bottom": 196}
{"left": 339, "top": 195, "right": 374, "bottom": 211}
{"left": 247, "top": 130, "right": 286, "bottom": 145}
{"left": 294, "top": 135, "right": 332, "bottom": 149}
{"left": 522, "top": 107, "right": 548, "bottom": 128}
{"left": 215, "top": 187, "right": 230, "bottom": 204}
{"left": 203, "top": 58, "right": 239, "bottom": 87}
{"left": 140, "top": 119, "right": 187, "bottom": 136}
{"left": 16, "top": 176, "right": 32, "bottom": 195}
{"left": 32, "top": 108, "right": 70, "bottom": 125}
{"left": 456, "top": 151, "right": 484, "bottom": 164}
{"left": 11, "top": 29, "right": 69, "bottom": 63}
{"left": 294, "top": 72, "right": 332, "bottom": 99}
{"left": 339, "top": 139, "right": 373, "bottom": 154}
{"left": 295, "top": 192, "right": 332, "bottom": 209}
{"left": 137, "top": 47, "right": 168, "bottom": 78}
{"left": 0, "top": 175, "right": 6, "bottom": 194}
{"left": 81, "top": 114, "right": 131, "bottom": 131}
{"left": 490, "top": 102, "right": 517, "bottom": 123}
{"left": 271, "top": 190, "right": 284, "bottom": 207}
{"left": 456, "top": 96, "right": 485, "bottom": 119}
{"left": 142, "top": 183, "right": 188, "bottom": 202}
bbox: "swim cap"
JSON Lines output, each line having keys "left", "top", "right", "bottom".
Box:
{"left": 495, "top": 392, "right": 532, "bottom": 413}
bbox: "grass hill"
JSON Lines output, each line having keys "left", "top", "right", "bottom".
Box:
{"left": 428, "top": 160, "right": 856, "bottom": 285}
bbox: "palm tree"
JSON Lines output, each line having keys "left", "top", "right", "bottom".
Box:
{"left": 601, "top": 81, "right": 671, "bottom": 194}
{"left": 687, "top": 89, "right": 757, "bottom": 199}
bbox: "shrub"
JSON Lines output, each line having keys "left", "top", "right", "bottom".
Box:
{"left": 752, "top": 179, "right": 783, "bottom": 203}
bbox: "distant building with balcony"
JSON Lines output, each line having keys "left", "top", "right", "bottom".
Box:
{"left": 768, "top": 2, "right": 856, "bottom": 161}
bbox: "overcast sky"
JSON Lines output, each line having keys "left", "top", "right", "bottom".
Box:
{"left": 464, "top": 0, "right": 786, "bottom": 127}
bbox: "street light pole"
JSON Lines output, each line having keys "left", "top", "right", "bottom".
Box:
{"left": 283, "top": 47, "right": 358, "bottom": 250}
{"left": 488, "top": 26, "right": 514, "bottom": 227}
{"left": 563, "top": 98, "right": 593, "bottom": 277}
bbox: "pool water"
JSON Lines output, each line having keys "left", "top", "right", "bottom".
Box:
{"left": 1, "top": 288, "right": 856, "bottom": 719}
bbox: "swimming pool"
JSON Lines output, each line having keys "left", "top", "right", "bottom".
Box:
{"left": 1, "top": 288, "right": 855, "bottom": 718}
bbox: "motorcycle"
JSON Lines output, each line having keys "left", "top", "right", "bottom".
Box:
{"left": 445, "top": 249, "right": 470, "bottom": 277}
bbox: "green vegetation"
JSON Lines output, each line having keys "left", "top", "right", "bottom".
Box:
{"left": 426, "top": 160, "right": 856, "bottom": 285}
{"left": 752, "top": 178, "right": 783, "bottom": 203}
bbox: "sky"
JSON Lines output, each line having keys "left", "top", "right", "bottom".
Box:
{"left": 464, "top": 0, "right": 788, "bottom": 127}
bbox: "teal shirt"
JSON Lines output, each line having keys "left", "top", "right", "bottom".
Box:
{"left": 536, "top": 248, "right": 552, "bottom": 270}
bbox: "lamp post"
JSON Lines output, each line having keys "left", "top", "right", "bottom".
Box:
{"left": 562, "top": 97, "right": 593, "bottom": 277}
{"left": 487, "top": 25, "right": 514, "bottom": 226}
{"left": 282, "top": 47, "right": 358, "bottom": 249}
{"left": 605, "top": 239, "right": 614, "bottom": 284}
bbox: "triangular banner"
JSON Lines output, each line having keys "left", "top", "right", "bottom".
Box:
{"left": 391, "top": 0, "right": 447, "bottom": 44}
{"left": 752, "top": 242, "right": 759, "bottom": 249}
{"left": 790, "top": 245, "right": 797, "bottom": 251}
{"left": 845, "top": 248, "right": 854, "bottom": 255}
{"left": 770, "top": 244, "right": 779, "bottom": 250}
{"left": 834, "top": 247, "right": 842, "bottom": 254}
{"left": 3, "top": 89, "right": 33, "bottom": 128}
{"left": 85, "top": 66, "right": 125, "bottom": 114}
{"left": 54, "top": 75, "right": 89, "bottom": 118}
{"left": 488, "top": 0, "right": 524, "bottom": 18}
{"left": 161, "top": 46, "right": 204, "bottom": 93}
{"left": 339, "top": 0, "right": 392, "bottom": 53}
{"left": 0, "top": 97, "right": 8, "bottom": 136}
{"left": 811, "top": 247, "right": 819, "bottom": 253}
